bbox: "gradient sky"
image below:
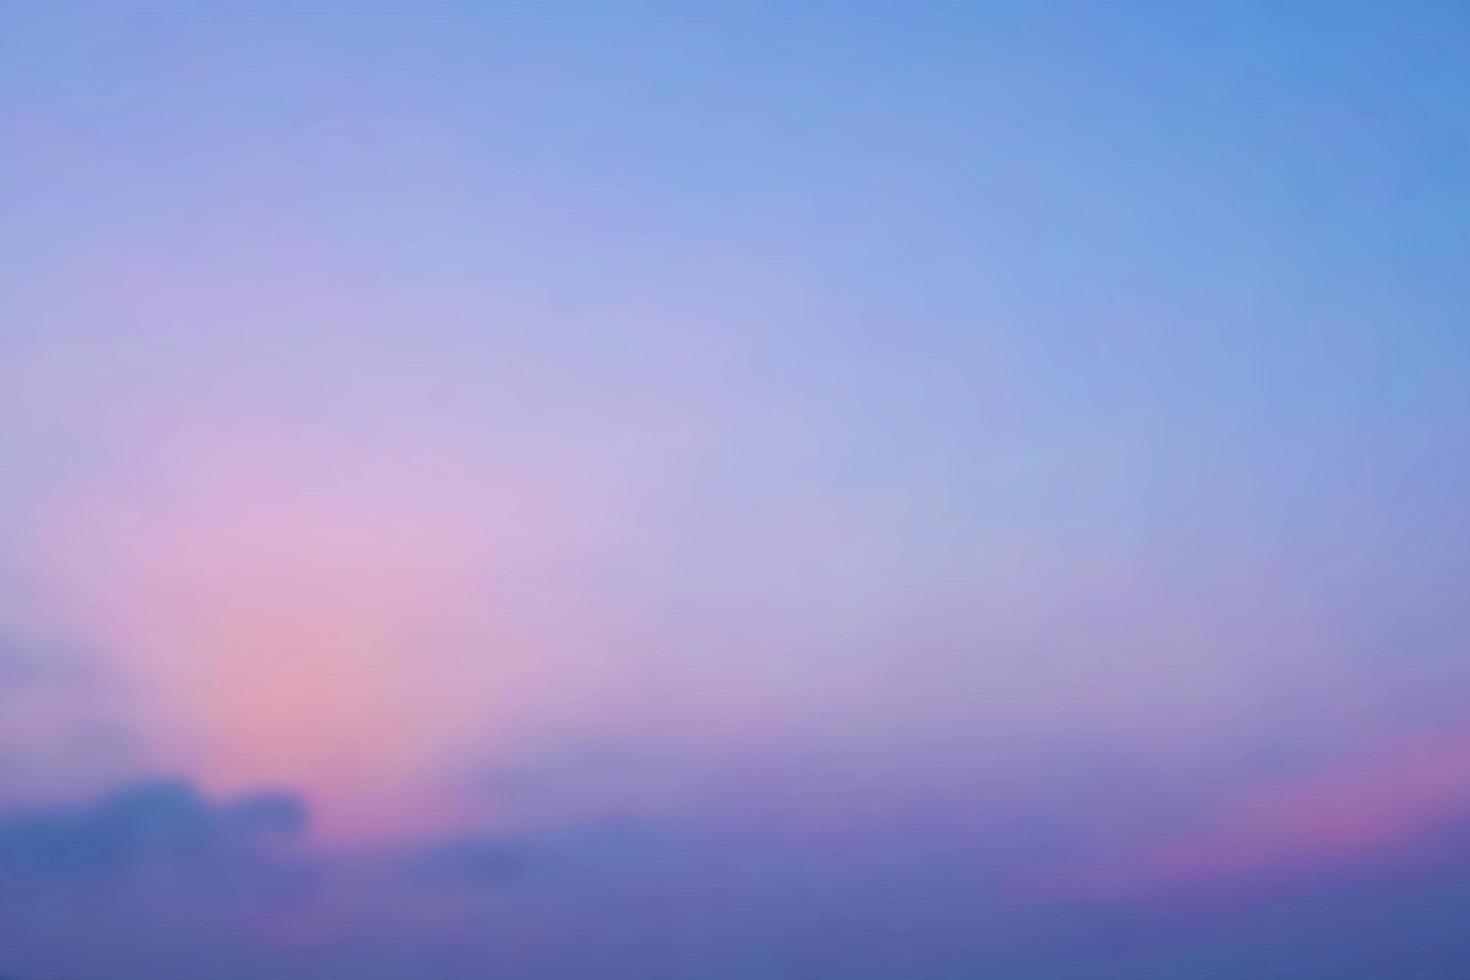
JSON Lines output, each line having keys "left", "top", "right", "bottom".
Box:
{"left": 2, "top": 3, "right": 1469, "bottom": 978}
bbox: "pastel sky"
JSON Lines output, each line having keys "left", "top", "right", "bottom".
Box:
{"left": 2, "top": 3, "right": 1468, "bottom": 978}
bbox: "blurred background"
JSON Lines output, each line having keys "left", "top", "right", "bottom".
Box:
{"left": 1, "top": 2, "right": 1468, "bottom": 977}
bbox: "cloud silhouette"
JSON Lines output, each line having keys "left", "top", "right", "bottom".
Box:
{"left": 0, "top": 778, "right": 309, "bottom": 889}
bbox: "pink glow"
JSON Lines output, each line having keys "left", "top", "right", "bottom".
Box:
{"left": 1039, "top": 726, "right": 1470, "bottom": 898}
{"left": 38, "top": 423, "right": 569, "bottom": 840}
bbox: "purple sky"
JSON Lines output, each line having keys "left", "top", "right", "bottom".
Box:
{"left": 2, "top": 3, "right": 1469, "bottom": 977}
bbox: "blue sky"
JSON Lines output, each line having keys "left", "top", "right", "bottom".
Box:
{"left": 1, "top": 2, "right": 1468, "bottom": 977}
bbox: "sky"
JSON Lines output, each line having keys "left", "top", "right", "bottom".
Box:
{"left": 1, "top": 2, "right": 1468, "bottom": 977}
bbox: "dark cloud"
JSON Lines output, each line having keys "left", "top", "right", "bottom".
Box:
{"left": 0, "top": 778, "right": 310, "bottom": 890}
{"left": 4, "top": 775, "right": 1470, "bottom": 980}
{"left": 0, "top": 779, "right": 316, "bottom": 979}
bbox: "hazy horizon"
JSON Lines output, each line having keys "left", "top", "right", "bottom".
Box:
{"left": 2, "top": 3, "right": 1469, "bottom": 977}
